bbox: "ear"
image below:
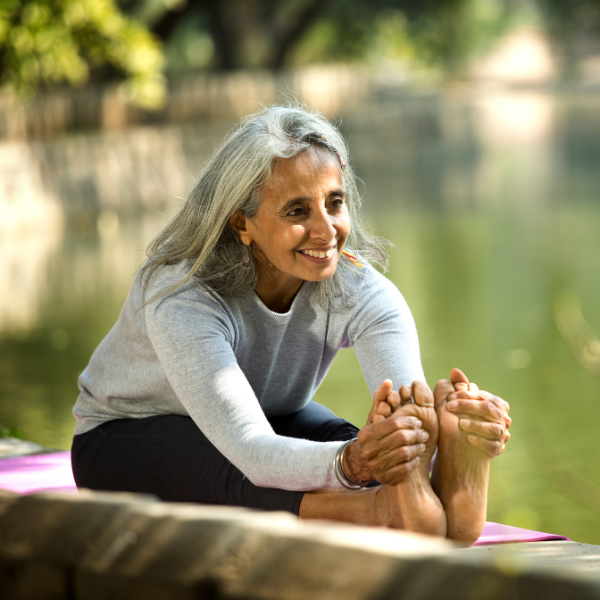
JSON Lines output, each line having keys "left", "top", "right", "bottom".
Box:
{"left": 229, "top": 210, "right": 253, "bottom": 246}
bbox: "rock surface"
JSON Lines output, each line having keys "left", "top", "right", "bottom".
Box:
{"left": 1, "top": 488, "right": 600, "bottom": 599}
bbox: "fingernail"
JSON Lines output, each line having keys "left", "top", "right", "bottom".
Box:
{"left": 460, "top": 419, "right": 471, "bottom": 428}
{"left": 413, "top": 419, "right": 423, "bottom": 428}
{"left": 447, "top": 401, "right": 458, "bottom": 410}
{"left": 419, "top": 431, "right": 430, "bottom": 441}
{"left": 448, "top": 393, "right": 457, "bottom": 400}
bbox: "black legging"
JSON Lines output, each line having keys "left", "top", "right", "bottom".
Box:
{"left": 71, "top": 401, "right": 359, "bottom": 515}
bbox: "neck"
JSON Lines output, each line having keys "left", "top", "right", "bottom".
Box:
{"left": 254, "top": 276, "right": 303, "bottom": 313}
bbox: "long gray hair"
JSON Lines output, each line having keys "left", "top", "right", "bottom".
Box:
{"left": 140, "top": 103, "right": 389, "bottom": 311}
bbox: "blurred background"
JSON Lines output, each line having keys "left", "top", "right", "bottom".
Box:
{"left": 1, "top": 0, "right": 600, "bottom": 543}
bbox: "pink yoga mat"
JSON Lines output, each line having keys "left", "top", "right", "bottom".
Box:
{"left": 473, "top": 521, "right": 568, "bottom": 545}
{"left": 0, "top": 452, "right": 570, "bottom": 544}
{"left": 0, "top": 451, "right": 76, "bottom": 494}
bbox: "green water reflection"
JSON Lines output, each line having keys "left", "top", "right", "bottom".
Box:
{"left": 1, "top": 89, "right": 600, "bottom": 544}
{"left": 316, "top": 208, "right": 600, "bottom": 545}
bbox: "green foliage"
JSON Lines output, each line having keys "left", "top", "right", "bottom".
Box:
{"left": 408, "top": 0, "right": 514, "bottom": 71}
{"left": 0, "top": 422, "right": 22, "bottom": 438}
{"left": 536, "top": 0, "right": 600, "bottom": 73}
{"left": 0, "top": 0, "right": 166, "bottom": 108}
{"left": 289, "top": 0, "right": 514, "bottom": 73}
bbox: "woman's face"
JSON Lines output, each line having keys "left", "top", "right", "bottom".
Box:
{"left": 231, "top": 146, "right": 351, "bottom": 293}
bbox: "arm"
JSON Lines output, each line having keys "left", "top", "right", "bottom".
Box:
{"left": 342, "top": 268, "right": 431, "bottom": 484}
{"left": 143, "top": 283, "right": 345, "bottom": 492}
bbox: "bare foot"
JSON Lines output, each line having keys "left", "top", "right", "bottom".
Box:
{"left": 375, "top": 382, "right": 447, "bottom": 537}
{"left": 347, "top": 380, "right": 424, "bottom": 485}
{"left": 431, "top": 369, "right": 489, "bottom": 545}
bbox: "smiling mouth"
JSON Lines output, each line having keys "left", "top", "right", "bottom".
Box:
{"left": 299, "top": 247, "right": 336, "bottom": 259}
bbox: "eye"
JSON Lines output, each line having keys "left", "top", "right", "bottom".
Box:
{"left": 330, "top": 197, "right": 345, "bottom": 209}
{"left": 287, "top": 207, "right": 307, "bottom": 217}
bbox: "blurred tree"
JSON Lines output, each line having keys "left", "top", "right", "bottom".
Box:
{"left": 0, "top": 0, "right": 166, "bottom": 108}
{"left": 137, "top": 0, "right": 525, "bottom": 74}
{"left": 536, "top": 0, "right": 600, "bottom": 73}
{"left": 145, "top": 0, "right": 507, "bottom": 72}
{"left": 142, "top": 0, "right": 332, "bottom": 70}
{"left": 0, "top": 0, "right": 554, "bottom": 101}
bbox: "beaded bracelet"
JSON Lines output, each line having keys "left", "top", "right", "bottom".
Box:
{"left": 334, "top": 438, "right": 370, "bottom": 490}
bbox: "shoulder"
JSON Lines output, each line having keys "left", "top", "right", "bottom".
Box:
{"left": 137, "top": 260, "right": 241, "bottom": 344}
{"left": 340, "top": 256, "right": 415, "bottom": 340}
{"left": 342, "top": 254, "right": 404, "bottom": 308}
{"left": 139, "top": 260, "right": 233, "bottom": 321}
{"left": 141, "top": 259, "right": 195, "bottom": 298}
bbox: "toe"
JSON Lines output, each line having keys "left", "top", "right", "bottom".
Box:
{"left": 412, "top": 381, "right": 434, "bottom": 407}
{"left": 433, "top": 380, "right": 454, "bottom": 408}
{"left": 450, "top": 368, "right": 469, "bottom": 391}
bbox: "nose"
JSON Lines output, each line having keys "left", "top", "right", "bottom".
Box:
{"left": 309, "top": 206, "right": 336, "bottom": 241}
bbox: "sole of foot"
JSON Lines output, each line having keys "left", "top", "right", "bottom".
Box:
{"left": 432, "top": 372, "right": 490, "bottom": 545}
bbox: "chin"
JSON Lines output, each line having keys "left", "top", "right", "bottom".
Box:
{"left": 305, "top": 268, "right": 337, "bottom": 283}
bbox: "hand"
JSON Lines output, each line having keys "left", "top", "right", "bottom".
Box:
{"left": 346, "top": 380, "right": 430, "bottom": 485}
{"left": 437, "top": 368, "right": 511, "bottom": 458}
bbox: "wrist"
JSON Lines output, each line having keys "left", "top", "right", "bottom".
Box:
{"left": 343, "top": 439, "right": 374, "bottom": 483}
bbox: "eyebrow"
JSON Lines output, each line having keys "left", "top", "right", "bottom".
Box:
{"left": 280, "top": 189, "right": 346, "bottom": 212}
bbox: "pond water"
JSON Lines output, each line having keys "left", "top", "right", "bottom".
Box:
{"left": 1, "top": 86, "right": 600, "bottom": 543}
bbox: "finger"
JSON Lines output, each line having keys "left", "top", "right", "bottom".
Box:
{"left": 376, "top": 441, "right": 427, "bottom": 468}
{"left": 362, "top": 435, "right": 427, "bottom": 469}
{"left": 358, "top": 414, "right": 423, "bottom": 446}
{"left": 459, "top": 419, "right": 505, "bottom": 441}
{"left": 385, "top": 427, "right": 430, "bottom": 449}
{"left": 446, "top": 398, "right": 504, "bottom": 423}
{"left": 447, "top": 393, "right": 511, "bottom": 428}
{"left": 375, "top": 456, "right": 420, "bottom": 485}
{"left": 451, "top": 368, "right": 469, "bottom": 392}
{"left": 433, "top": 379, "right": 454, "bottom": 408}
{"left": 468, "top": 382, "right": 479, "bottom": 393}
{"left": 448, "top": 390, "right": 510, "bottom": 416}
{"left": 483, "top": 392, "right": 510, "bottom": 416}
{"left": 466, "top": 434, "right": 503, "bottom": 458}
{"left": 412, "top": 380, "right": 434, "bottom": 408}
{"left": 481, "top": 393, "right": 511, "bottom": 427}
{"left": 386, "top": 414, "right": 424, "bottom": 434}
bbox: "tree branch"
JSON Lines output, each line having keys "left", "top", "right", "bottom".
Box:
{"left": 151, "top": 3, "right": 199, "bottom": 42}
{"left": 269, "top": 0, "right": 333, "bottom": 69}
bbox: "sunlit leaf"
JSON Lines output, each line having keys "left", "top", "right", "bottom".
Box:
{"left": 0, "top": 0, "right": 166, "bottom": 108}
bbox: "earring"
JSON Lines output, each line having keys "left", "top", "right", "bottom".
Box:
{"left": 243, "top": 242, "right": 253, "bottom": 264}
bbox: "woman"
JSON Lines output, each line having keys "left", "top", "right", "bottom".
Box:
{"left": 72, "top": 104, "right": 510, "bottom": 543}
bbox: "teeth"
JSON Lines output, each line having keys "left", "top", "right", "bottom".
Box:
{"left": 301, "top": 248, "right": 335, "bottom": 258}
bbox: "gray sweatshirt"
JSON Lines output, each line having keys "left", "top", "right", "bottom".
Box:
{"left": 74, "top": 258, "right": 424, "bottom": 491}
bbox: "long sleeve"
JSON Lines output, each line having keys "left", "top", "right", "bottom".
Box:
{"left": 349, "top": 266, "right": 425, "bottom": 395}
{"left": 142, "top": 279, "right": 344, "bottom": 491}
{"left": 74, "top": 260, "right": 425, "bottom": 492}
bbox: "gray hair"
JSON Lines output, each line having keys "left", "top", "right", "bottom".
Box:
{"left": 140, "top": 103, "right": 389, "bottom": 311}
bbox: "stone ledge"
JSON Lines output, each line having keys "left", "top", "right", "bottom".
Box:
{"left": 0, "top": 489, "right": 599, "bottom": 600}
{"left": 0, "top": 437, "right": 56, "bottom": 458}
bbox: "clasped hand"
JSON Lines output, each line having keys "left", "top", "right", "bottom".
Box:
{"left": 344, "top": 369, "right": 511, "bottom": 485}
